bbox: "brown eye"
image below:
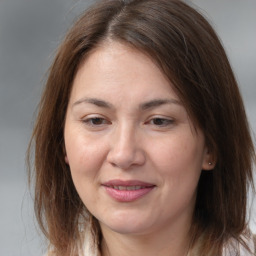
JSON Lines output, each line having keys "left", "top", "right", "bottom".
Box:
{"left": 150, "top": 118, "right": 174, "bottom": 127}
{"left": 90, "top": 117, "right": 105, "bottom": 125}
{"left": 82, "top": 117, "right": 110, "bottom": 126}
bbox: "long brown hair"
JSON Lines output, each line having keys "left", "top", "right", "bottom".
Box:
{"left": 27, "top": 0, "right": 256, "bottom": 255}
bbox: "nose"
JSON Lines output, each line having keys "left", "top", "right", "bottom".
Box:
{"left": 107, "top": 124, "right": 146, "bottom": 170}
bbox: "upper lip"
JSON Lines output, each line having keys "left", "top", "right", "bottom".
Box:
{"left": 102, "top": 179, "right": 155, "bottom": 187}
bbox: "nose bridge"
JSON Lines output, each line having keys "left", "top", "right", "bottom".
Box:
{"left": 117, "top": 121, "right": 135, "bottom": 149}
{"left": 107, "top": 120, "right": 145, "bottom": 169}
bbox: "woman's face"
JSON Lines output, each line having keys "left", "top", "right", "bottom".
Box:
{"left": 64, "top": 42, "right": 213, "bottom": 237}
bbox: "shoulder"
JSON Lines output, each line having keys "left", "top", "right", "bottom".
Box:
{"left": 43, "top": 250, "right": 55, "bottom": 256}
{"left": 81, "top": 227, "right": 101, "bottom": 256}
{"left": 44, "top": 224, "right": 101, "bottom": 256}
{"left": 223, "top": 233, "right": 255, "bottom": 256}
{"left": 44, "top": 236, "right": 100, "bottom": 256}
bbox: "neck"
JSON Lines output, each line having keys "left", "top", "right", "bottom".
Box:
{"left": 100, "top": 223, "right": 191, "bottom": 256}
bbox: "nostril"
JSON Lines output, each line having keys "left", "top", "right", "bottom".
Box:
{"left": 107, "top": 147, "right": 146, "bottom": 170}
{"left": 107, "top": 128, "right": 146, "bottom": 169}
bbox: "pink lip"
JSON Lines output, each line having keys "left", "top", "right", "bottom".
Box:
{"left": 102, "top": 179, "right": 155, "bottom": 202}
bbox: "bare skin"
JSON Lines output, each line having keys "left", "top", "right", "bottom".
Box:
{"left": 64, "top": 42, "right": 214, "bottom": 256}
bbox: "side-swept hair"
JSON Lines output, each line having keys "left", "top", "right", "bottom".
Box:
{"left": 28, "top": 0, "right": 255, "bottom": 255}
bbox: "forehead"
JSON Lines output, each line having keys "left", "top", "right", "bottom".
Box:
{"left": 67, "top": 41, "right": 199, "bottom": 133}
{"left": 71, "top": 41, "right": 177, "bottom": 101}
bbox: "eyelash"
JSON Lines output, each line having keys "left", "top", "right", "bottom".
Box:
{"left": 81, "top": 116, "right": 174, "bottom": 128}
{"left": 82, "top": 116, "right": 111, "bottom": 126}
{"left": 146, "top": 117, "right": 174, "bottom": 127}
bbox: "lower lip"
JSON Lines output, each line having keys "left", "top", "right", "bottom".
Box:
{"left": 104, "top": 186, "right": 155, "bottom": 202}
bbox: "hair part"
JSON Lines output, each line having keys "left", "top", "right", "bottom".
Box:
{"left": 28, "top": 0, "right": 256, "bottom": 255}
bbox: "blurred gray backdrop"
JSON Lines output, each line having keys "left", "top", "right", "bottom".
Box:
{"left": 0, "top": 0, "right": 255, "bottom": 255}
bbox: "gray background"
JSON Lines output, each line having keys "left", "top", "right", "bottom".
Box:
{"left": 0, "top": 0, "right": 255, "bottom": 255}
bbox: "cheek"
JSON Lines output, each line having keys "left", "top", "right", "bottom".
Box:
{"left": 149, "top": 134, "right": 204, "bottom": 183}
{"left": 64, "top": 134, "right": 107, "bottom": 206}
{"left": 65, "top": 129, "right": 106, "bottom": 179}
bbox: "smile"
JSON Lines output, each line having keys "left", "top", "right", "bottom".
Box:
{"left": 108, "top": 185, "right": 148, "bottom": 191}
{"left": 102, "top": 180, "right": 155, "bottom": 202}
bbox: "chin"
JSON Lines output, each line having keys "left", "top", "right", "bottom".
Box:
{"left": 104, "top": 222, "right": 149, "bottom": 235}
{"left": 99, "top": 212, "right": 153, "bottom": 235}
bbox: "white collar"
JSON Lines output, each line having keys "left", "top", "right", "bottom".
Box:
{"left": 80, "top": 228, "right": 255, "bottom": 256}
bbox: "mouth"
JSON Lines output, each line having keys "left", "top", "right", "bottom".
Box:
{"left": 102, "top": 180, "right": 155, "bottom": 202}
{"left": 106, "top": 185, "right": 151, "bottom": 191}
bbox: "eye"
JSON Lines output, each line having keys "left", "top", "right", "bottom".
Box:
{"left": 82, "top": 116, "right": 111, "bottom": 126}
{"left": 147, "top": 117, "right": 174, "bottom": 127}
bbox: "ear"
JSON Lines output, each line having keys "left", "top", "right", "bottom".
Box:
{"left": 63, "top": 143, "right": 69, "bottom": 165}
{"left": 202, "top": 147, "right": 216, "bottom": 171}
{"left": 65, "top": 155, "right": 69, "bottom": 165}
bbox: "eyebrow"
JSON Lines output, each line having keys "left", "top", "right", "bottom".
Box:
{"left": 72, "top": 97, "right": 114, "bottom": 109}
{"left": 72, "top": 97, "right": 181, "bottom": 110}
{"left": 139, "top": 98, "right": 181, "bottom": 110}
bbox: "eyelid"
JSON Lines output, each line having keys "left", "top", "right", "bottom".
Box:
{"left": 81, "top": 114, "right": 111, "bottom": 127}
{"left": 145, "top": 116, "right": 175, "bottom": 127}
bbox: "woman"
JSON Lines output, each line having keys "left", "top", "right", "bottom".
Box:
{"left": 28, "top": 0, "right": 256, "bottom": 255}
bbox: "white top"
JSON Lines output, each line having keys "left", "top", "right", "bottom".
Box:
{"left": 81, "top": 228, "right": 255, "bottom": 256}
{"left": 47, "top": 228, "right": 255, "bottom": 256}
{"left": 222, "top": 234, "right": 255, "bottom": 256}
